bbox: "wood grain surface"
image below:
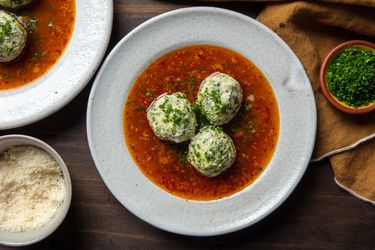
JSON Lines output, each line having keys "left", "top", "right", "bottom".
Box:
{"left": 1, "top": 1, "right": 374, "bottom": 249}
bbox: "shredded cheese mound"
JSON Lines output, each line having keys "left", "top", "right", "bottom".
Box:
{"left": 0, "top": 145, "right": 65, "bottom": 232}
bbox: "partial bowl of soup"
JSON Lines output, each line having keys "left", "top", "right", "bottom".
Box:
{"left": 0, "top": 0, "right": 113, "bottom": 129}
{"left": 0, "top": 0, "right": 75, "bottom": 90}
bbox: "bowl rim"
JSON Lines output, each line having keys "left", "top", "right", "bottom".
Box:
{"left": 319, "top": 40, "right": 375, "bottom": 115}
{"left": 0, "top": 134, "right": 72, "bottom": 247}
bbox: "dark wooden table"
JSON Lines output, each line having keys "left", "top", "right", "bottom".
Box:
{"left": 1, "top": 1, "right": 374, "bottom": 249}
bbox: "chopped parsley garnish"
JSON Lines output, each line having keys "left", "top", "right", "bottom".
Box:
{"left": 134, "top": 105, "right": 146, "bottom": 112}
{"left": 210, "top": 89, "right": 230, "bottom": 113}
{"left": 168, "top": 82, "right": 178, "bottom": 91}
{"left": 25, "top": 17, "right": 38, "bottom": 31}
{"left": 144, "top": 88, "right": 153, "bottom": 100}
{"left": 327, "top": 47, "right": 375, "bottom": 107}
{"left": 180, "top": 73, "right": 198, "bottom": 99}
{"left": 2, "top": 45, "right": 13, "bottom": 56}
{"left": 178, "top": 149, "right": 190, "bottom": 171}
{"left": 192, "top": 103, "right": 211, "bottom": 129}
{"left": 159, "top": 96, "right": 189, "bottom": 126}
{"left": 188, "top": 73, "right": 198, "bottom": 90}
{"left": 0, "top": 19, "right": 13, "bottom": 43}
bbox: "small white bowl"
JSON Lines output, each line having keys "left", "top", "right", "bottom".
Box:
{"left": 0, "top": 135, "right": 72, "bottom": 246}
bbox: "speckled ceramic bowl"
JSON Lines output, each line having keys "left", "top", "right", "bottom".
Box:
{"left": 319, "top": 40, "right": 375, "bottom": 115}
{"left": 87, "top": 7, "right": 317, "bottom": 236}
{"left": 0, "top": 0, "right": 113, "bottom": 130}
{"left": 0, "top": 135, "right": 72, "bottom": 246}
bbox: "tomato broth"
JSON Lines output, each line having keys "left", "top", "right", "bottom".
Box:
{"left": 124, "top": 45, "right": 279, "bottom": 200}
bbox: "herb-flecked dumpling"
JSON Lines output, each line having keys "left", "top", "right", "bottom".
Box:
{"left": 147, "top": 92, "right": 197, "bottom": 143}
{"left": 0, "top": 11, "right": 27, "bottom": 62}
{"left": 0, "top": 0, "right": 33, "bottom": 9}
{"left": 187, "top": 126, "right": 236, "bottom": 177}
{"left": 197, "top": 72, "right": 243, "bottom": 125}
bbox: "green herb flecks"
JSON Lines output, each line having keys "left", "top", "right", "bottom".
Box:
{"left": 209, "top": 89, "right": 230, "bottom": 114}
{"left": 327, "top": 47, "right": 375, "bottom": 107}
{"left": 144, "top": 88, "right": 153, "bottom": 100}
{"left": 0, "top": 72, "right": 13, "bottom": 79}
{"left": 188, "top": 73, "right": 198, "bottom": 90}
{"left": 192, "top": 103, "right": 211, "bottom": 129}
{"left": 159, "top": 96, "right": 189, "bottom": 127}
{"left": 170, "top": 142, "right": 190, "bottom": 172}
{"left": 25, "top": 17, "right": 37, "bottom": 31}
{"left": 178, "top": 149, "right": 190, "bottom": 171}
{"left": 168, "top": 82, "right": 178, "bottom": 91}
{"left": 180, "top": 73, "right": 198, "bottom": 99}
{"left": 0, "top": 19, "right": 12, "bottom": 43}
{"left": 134, "top": 105, "right": 146, "bottom": 112}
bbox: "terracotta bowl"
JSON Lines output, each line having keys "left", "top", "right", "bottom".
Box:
{"left": 319, "top": 40, "right": 375, "bottom": 115}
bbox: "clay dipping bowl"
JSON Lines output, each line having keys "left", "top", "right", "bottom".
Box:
{"left": 319, "top": 40, "right": 375, "bottom": 115}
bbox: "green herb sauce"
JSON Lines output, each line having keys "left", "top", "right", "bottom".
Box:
{"left": 327, "top": 47, "right": 375, "bottom": 108}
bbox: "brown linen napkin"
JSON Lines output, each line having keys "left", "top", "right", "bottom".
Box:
{"left": 257, "top": 2, "right": 375, "bottom": 160}
{"left": 330, "top": 139, "right": 375, "bottom": 204}
{"left": 204, "top": 0, "right": 375, "bottom": 8}
{"left": 255, "top": 1, "right": 375, "bottom": 203}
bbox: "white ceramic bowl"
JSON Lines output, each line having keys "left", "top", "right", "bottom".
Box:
{"left": 0, "top": 0, "right": 113, "bottom": 130}
{"left": 87, "top": 7, "right": 317, "bottom": 236}
{"left": 0, "top": 135, "right": 72, "bottom": 246}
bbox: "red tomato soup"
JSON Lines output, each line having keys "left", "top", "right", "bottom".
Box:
{"left": 123, "top": 45, "right": 279, "bottom": 201}
{"left": 0, "top": 0, "right": 75, "bottom": 90}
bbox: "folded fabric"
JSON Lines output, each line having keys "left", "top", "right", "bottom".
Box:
{"left": 256, "top": 1, "right": 375, "bottom": 204}
{"left": 258, "top": 2, "right": 375, "bottom": 160}
{"left": 203, "top": 0, "right": 375, "bottom": 8}
{"left": 331, "top": 139, "right": 375, "bottom": 204}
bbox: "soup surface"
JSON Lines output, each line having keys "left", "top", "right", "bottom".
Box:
{"left": 0, "top": 0, "right": 75, "bottom": 90}
{"left": 123, "top": 45, "right": 279, "bottom": 200}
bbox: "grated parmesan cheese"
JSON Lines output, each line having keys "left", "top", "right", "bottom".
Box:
{"left": 0, "top": 145, "right": 65, "bottom": 232}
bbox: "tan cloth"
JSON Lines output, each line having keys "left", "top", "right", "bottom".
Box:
{"left": 330, "top": 139, "right": 375, "bottom": 204}
{"left": 256, "top": 1, "right": 375, "bottom": 203}
{"left": 200, "top": 0, "right": 375, "bottom": 202}
{"left": 204, "top": 0, "right": 375, "bottom": 8}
